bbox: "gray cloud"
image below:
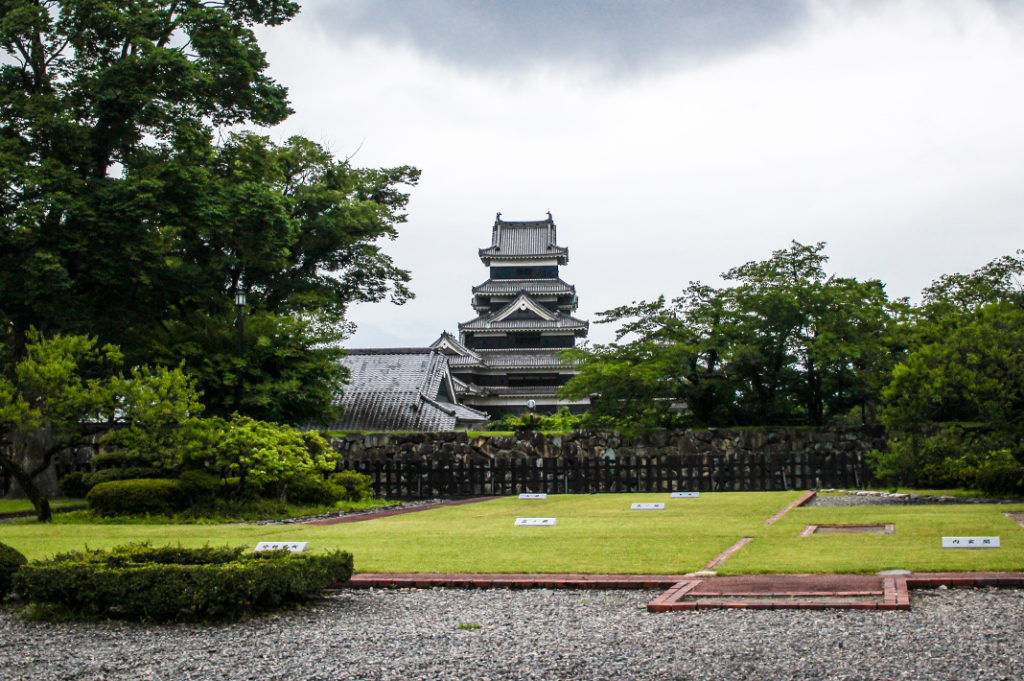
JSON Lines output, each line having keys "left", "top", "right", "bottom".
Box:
{"left": 306, "top": 0, "right": 810, "bottom": 73}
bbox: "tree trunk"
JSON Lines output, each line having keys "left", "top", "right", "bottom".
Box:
{"left": 0, "top": 453, "right": 53, "bottom": 522}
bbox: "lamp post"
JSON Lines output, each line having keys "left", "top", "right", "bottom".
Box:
{"left": 234, "top": 289, "right": 246, "bottom": 412}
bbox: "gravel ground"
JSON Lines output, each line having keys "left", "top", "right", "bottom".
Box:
{"left": 805, "top": 491, "right": 1022, "bottom": 507}
{"left": 2, "top": 587, "right": 1022, "bottom": 681}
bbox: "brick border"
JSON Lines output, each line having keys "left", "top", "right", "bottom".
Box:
{"left": 339, "top": 571, "right": 1024, "bottom": 613}
{"left": 799, "top": 523, "right": 896, "bottom": 537}
{"left": 647, "top": 575, "right": 907, "bottom": 612}
{"left": 763, "top": 490, "right": 816, "bottom": 526}
{"left": 702, "top": 537, "right": 753, "bottom": 570}
{"left": 345, "top": 573, "right": 687, "bottom": 589}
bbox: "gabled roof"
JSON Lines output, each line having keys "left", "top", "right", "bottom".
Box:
{"left": 490, "top": 293, "right": 558, "bottom": 323}
{"left": 430, "top": 331, "right": 483, "bottom": 364}
{"left": 479, "top": 213, "right": 568, "bottom": 264}
{"left": 459, "top": 292, "right": 588, "bottom": 334}
{"left": 335, "top": 349, "right": 489, "bottom": 431}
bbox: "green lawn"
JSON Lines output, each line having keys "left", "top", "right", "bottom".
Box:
{"left": 722, "top": 502, "right": 1024, "bottom": 574}
{"left": 0, "top": 498, "right": 84, "bottom": 514}
{"left": 1, "top": 492, "right": 1022, "bottom": 574}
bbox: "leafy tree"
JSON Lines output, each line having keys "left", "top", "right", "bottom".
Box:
{"left": 723, "top": 242, "right": 896, "bottom": 425}
{"left": 562, "top": 242, "right": 897, "bottom": 429}
{"left": 0, "top": 1, "right": 419, "bottom": 423}
{"left": 0, "top": 331, "right": 200, "bottom": 521}
{"left": 561, "top": 283, "right": 735, "bottom": 429}
{"left": 187, "top": 414, "right": 336, "bottom": 497}
{"left": 870, "top": 252, "right": 1024, "bottom": 489}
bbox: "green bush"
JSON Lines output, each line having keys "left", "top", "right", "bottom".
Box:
{"left": 86, "top": 478, "right": 187, "bottom": 516}
{"left": 329, "top": 470, "right": 373, "bottom": 502}
{"left": 177, "top": 470, "right": 220, "bottom": 504}
{"left": 970, "top": 451, "right": 1024, "bottom": 496}
{"left": 0, "top": 542, "right": 27, "bottom": 598}
{"left": 91, "top": 451, "right": 159, "bottom": 470}
{"left": 13, "top": 543, "right": 353, "bottom": 621}
{"left": 284, "top": 475, "right": 343, "bottom": 505}
{"left": 58, "top": 472, "right": 90, "bottom": 499}
{"left": 61, "top": 467, "right": 173, "bottom": 499}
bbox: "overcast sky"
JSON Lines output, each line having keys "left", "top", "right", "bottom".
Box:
{"left": 254, "top": 0, "right": 1024, "bottom": 348}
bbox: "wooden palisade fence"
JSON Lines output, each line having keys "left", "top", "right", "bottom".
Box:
{"left": 339, "top": 450, "right": 872, "bottom": 500}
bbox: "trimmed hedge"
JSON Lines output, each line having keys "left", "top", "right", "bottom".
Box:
{"left": 329, "top": 470, "right": 373, "bottom": 502}
{"left": 0, "top": 542, "right": 27, "bottom": 598}
{"left": 86, "top": 478, "right": 187, "bottom": 516}
{"left": 13, "top": 543, "right": 353, "bottom": 621}
{"left": 91, "top": 451, "right": 159, "bottom": 470}
{"left": 60, "top": 467, "right": 170, "bottom": 498}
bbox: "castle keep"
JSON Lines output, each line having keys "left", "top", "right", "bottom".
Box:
{"left": 432, "top": 213, "right": 590, "bottom": 417}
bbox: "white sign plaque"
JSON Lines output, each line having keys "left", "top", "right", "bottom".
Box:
{"left": 254, "top": 542, "right": 308, "bottom": 552}
{"left": 514, "top": 517, "right": 556, "bottom": 527}
{"left": 518, "top": 493, "right": 548, "bottom": 500}
{"left": 671, "top": 492, "right": 700, "bottom": 498}
{"left": 631, "top": 503, "right": 665, "bottom": 510}
{"left": 942, "top": 536, "right": 1000, "bottom": 549}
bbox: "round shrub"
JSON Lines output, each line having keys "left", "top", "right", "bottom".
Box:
{"left": 973, "top": 451, "right": 1024, "bottom": 496}
{"left": 0, "top": 542, "right": 27, "bottom": 598}
{"left": 58, "top": 471, "right": 90, "bottom": 499}
{"left": 177, "top": 470, "right": 220, "bottom": 504}
{"left": 86, "top": 478, "right": 187, "bottom": 517}
{"left": 329, "top": 470, "right": 373, "bottom": 501}
{"left": 86, "top": 466, "right": 169, "bottom": 488}
{"left": 285, "top": 475, "right": 343, "bottom": 505}
{"left": 91, "top": 451, "right": 159, "bottom": 470}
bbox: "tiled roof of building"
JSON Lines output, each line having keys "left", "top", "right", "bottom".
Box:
{"left": 335, "top": 349, "right": 488, "bottom": 431}
{"left": 430, "top": 331, "right": 483, "bottom": 364}
{"left": 459, "top": 292, "right": 588, "bottom": 334}
{"left": 474, "top": 349, "right": 575, "bottom": 369}
{"left": 459, "top": 315, "right": 589, "bottom": 333}
{"left": 479, "top": 214, "right": 568, "bottom": 262}
{"left": 471, "top": 278, "right": 576, "bottom": 295}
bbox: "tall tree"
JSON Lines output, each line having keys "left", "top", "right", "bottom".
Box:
{"left": 0, "top": 1, "right": 418, "bottom": 422}
{"left": 724, "top": 242, "right": 895, "bottom": 425}
{"left": 563, "top": 242, "right": 898, "bottom": 429}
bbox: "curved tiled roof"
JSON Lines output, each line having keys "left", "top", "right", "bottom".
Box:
{"left": 447, "top": 349, "right": 579, "bottom": 370}
{"left": 335, "top": 349, "right": 489, "bottom": 431}
{"left": 479, "top": 215, "right": 568, "bottom": 263}
{"left": 459, "top": 316, "right": 589, "bottom": 332}
{"left": 471, "top": 278, "right": 576, "bottom": 295}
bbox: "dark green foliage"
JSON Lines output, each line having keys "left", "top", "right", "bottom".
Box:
{"left": 88, "top": 467, "right": 170, "bottom": 487}
{"left": 86, "top": 479, "right": 187, "bottom": 517}
{"left": 91, "top": 451, "right": 157, "bottom": 470}
{"left": 329, "top": 470, "right": 373, "bottom": 502}
{"left": 284, "top": 475, "right": 343, "bottom": 505}
{"left": 177, "top": 470, "right": 220, "bottom": 504}
{"left": 57, "top": 472, "right": 90, "bottom": 499}
{"left": 971, "top": 451, "right": 1024, "bottom": 496}
{"left": 872, "top": 252, "right": 1024, "bottom": 489}
{"left": 0, "top": 0, "right": 419, "bottom": 425}
{"left": 563, "top": 242, "right": 898, "bottom": 430}
{"left": 60, "top": 466, "right": 171, "bottom": 498}
{"left": 13, "top": 543, "right": 354, "bottom": 621}
{"left": 0, "top": 542, "right": 27, "bottom": 598}
{"left": 486, "top": 408, "right": 583, "bottom": 433}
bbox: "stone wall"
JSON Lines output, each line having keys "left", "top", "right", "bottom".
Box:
{"left": 329, "top": 426, "right": 888, "bottom": 464}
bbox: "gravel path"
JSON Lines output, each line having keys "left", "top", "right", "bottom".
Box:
{"left": 2, "top": 587, "right": 1022, "bottom": 680}
{"left": 805, "top": 490, "right": 1022, "bottom": 507}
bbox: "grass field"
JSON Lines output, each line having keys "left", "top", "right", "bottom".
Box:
{"left": 0, "top": 498, "right": 84, "bottom": 514}
{"left": 1, "top": 492, "right": 1022, "bottom": 574}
